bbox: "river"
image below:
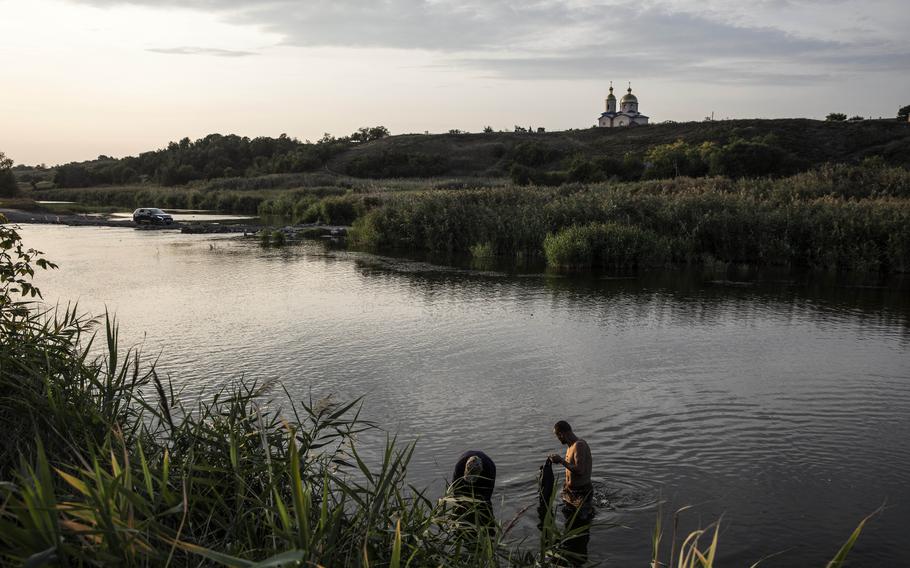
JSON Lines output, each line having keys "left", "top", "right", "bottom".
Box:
{"left": 16, "top": 224, "right": 910, "bottom": 566}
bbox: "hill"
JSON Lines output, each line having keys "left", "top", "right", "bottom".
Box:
{"left": 12, "top": 119, "right": 910, "bottom": 191}
{"left": 328, "top": 119, "right": 910, "bottom": 178}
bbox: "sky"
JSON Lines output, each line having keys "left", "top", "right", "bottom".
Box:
{"left": 1, "top": 0, "right": 908, "bottom": 165}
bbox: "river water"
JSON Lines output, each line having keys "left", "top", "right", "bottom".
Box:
{"left": 17, "top": 224, "right": 910, "bottom": 566}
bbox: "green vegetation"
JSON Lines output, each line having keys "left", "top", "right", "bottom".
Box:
{"left": 7, "top": 118, "right": 910, "bottom": 276}
{"left": 0, "top": 151, "right": 18, "bottom": 197}
{"left": 14, "top": 119, "right": 910, "bottom": 194}
{"left": 47, "top": 128, "right": 388, "bottom": 188}
{"left": 898, "top": 105, "right": 910, "bottom": 122}
{"left": 825, "top": 113, "right": 847, "bottom": 122}
{"left": 543, "top": 223, "right": 667, "bottom": 269}
{"left": 348, "top": 163, "right": 910, "bottom": 273}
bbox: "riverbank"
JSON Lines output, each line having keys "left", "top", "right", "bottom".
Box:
{"left": 10, "top": 161, "right": 910, "bottom": 274}
{"left": 1, "top": 207, "right": 349, "bottom": 238}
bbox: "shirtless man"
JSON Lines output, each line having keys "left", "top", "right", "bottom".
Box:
{"left": 548, "top": 420, "right": 594, "bottom": 526}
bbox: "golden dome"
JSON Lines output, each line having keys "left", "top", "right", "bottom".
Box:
{"left": 621, "top": 86, "right": 637, "bottom": 103}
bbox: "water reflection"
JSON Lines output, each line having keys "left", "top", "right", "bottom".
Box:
{"left": 16, "top": 226, "right": 910, "bottom": 567}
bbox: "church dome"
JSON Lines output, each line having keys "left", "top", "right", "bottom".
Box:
{"left": 621, "top": 87, "right": 637, "bottom": 103}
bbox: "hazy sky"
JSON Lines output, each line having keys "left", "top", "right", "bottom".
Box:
{"left": 2, "top": 0, "right": 909, "bottom": 165}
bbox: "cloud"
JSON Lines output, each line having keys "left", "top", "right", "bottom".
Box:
{"left": 68, "top": 0, "right": 910, "bottom": 82}
{"left": 146, "top": 46, "right": 258, "bottom": 57}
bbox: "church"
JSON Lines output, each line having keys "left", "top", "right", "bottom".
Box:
{"left": 597, "top": 83, "right": 649, "bottom": 128}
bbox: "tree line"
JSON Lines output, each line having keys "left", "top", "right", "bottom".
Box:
{"left": 51, "top": 127, "right": 390, "bottom": 188}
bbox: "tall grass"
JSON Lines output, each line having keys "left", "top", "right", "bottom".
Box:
{"left": 1, "top": 307, "right": 583, "bottom": 565}
{"left": 33, "top": 164, "right": 910, "bottom": 274}
{"left": 348, "top": 165, "right": 910, "bottom": 273}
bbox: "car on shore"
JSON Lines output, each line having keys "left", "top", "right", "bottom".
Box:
{"left": 133, "top": 208, "right": 174, "bottom": 225}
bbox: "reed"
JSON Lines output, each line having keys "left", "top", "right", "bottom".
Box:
{"left": 347, "top": 165, "right": 910, "bottom": 273}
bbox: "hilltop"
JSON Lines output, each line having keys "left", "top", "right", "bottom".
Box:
{"left": 10, "top": 119, "right": 910, "bottom": 193}
{"left": 328, "top": 119, "right": 910, "bottom": 178}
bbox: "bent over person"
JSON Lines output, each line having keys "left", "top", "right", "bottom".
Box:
{"left": 451, "top": 450, "right": 496, "bottom": 503}
{"left": 450, "top": 450, "right": 496, "bottom": 527}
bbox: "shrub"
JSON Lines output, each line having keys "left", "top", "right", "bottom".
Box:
{"left": 469, "top": 242, "right": 494, "bottom": 258}
{"left": 643, "top": 140, "right": 710, "bottom": 179}
{"left": 0, "top": 152, "right": 19, "bottom": 197}
{"left": 345, "top": 149, "right": 448, "bottom": 178}
{"left": 508, "top": 142, "right": 562, "bottom": 167}
{"left": 566, "top": 156, "right": 604, "bottom": 183}
{"left": 707, "top": 139, "right": 789, "bottom": 178}
{"left": 544, "top": 222, "right": 667, "bottom": 269}
{"left": 315, "top": 195, "right": 360, "bottom": 225}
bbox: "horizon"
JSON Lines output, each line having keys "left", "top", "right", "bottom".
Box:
{"left": 2, "top": 0, "right": 909, "bottom": 165}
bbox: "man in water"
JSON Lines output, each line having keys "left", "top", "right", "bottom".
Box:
{"left": 450, "top": 450, "right": 496, "bottom": 527}
{"left": 548, "top": 420, "right": 594, "bottom": 563}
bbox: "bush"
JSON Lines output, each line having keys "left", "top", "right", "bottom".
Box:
{"left": 314, "top": 195, "right": 360, "bottom": 225}
{"left": 345, "top": 149, "right": 449, "bottom": 178}
{"left": 508, "top": 142, "right": 562, "bottom": 167}
{"left": 544, "top": 222, "right": 667, "bottom": 269}
{"left": 707, "top": 139, "right": 790, "bottom": 178}
{"left": 643, "top": 140, "right": 710, "bottom": 179}
{"left": 566, "top": 156, "right": 604, "bottom": 183}
{"left": 0, "top": 170, "right": 17, "bottom": 199}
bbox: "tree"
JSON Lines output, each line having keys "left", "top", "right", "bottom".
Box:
{"left": 482, "top": 126, "right": 494, "bottom": 133}
{"left": 708, "top": 139, "right": 788, "bottom": 178}
{"left": 350, "top": 126, "right": 390, "bottom": 144}
{"left": 848, "top": 115, "right": 864, "bottom": 121}
{"left": 643, "top": 140, "right": 709, "bottom": 179}
{"left": 1, "top": 215, "right": 56, "bottom": 314}
{"left": 898, "top": 105, "right": 910, "bottom": 121}
{"left": 0, "top": 151, "right": 19, "bottom": 197}
{"left": 826, "top": 113, "right": 847, "bottom": 122}
{"left": 367, "top": 126, "right": 390, "bottom": 140}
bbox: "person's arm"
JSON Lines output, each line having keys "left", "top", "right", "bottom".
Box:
{"left": 548, "top": 450, "right": 579, "bottom": 473}
{"left": 549, "top": 443, "right": 589, "bottom": 475}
